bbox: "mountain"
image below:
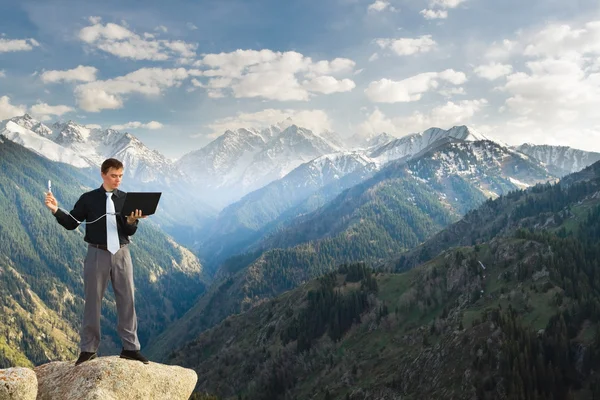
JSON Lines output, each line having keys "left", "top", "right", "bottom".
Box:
{"left": 146, "top": 138, "right": 557, "bottom": 361}
{"left": 167, "top": 160, "right": 600, "bottom": 400}
{"left": 194, "top": 125, "right": 518, "bottom": 270}
{"left": 3, "top": 114, "right": 184, "bottom": 184}
{"left": 196, "top": 151, "right": 379, "bottom": 272}
{"left": 0, "top": 137, "right": 207, "bottom": 367}
{"left": 369, "top": 125, "right": 491, "bottom": 165}
{"left": 516, "top": 143, "right": 600, "bottom": 175}
{"left": 176, "top": 124, "right": 340, "bottom": 208}
{"left": 261, "top": 139, "right": 554, "bottom": 251}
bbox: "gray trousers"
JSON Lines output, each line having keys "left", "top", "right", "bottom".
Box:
{"left": 81, "top": 244, "right": 140, "bottom": 352}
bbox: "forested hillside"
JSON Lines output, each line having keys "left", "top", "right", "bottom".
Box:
{"left": 170, "top": 161, "right": 600, "bottom": 399}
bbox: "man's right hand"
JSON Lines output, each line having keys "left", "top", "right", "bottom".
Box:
{"left": 45, "top": 192, "right": 58, "bottom": 214}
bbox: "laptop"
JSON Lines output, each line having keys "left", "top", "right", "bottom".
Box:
{"left": 120, "top": 192, "right": 162, "bottom": 216}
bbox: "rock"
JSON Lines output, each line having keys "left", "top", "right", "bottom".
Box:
{"left": 34, "top": 356, "right": 197, "bottom": 400}
{"left": 0, "top": 367, "right": 38, "bottom": 400}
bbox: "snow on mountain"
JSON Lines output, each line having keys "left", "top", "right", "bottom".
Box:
{"left": 1, "top": 114, "right": 181, "bottom": 183}
{"left": 515, "top": 143, "right": 600, "bottom": 175}
{"left": 177, "top": 124, "right": 340, "bottom": 207}
{"left": 0, "top": 118, "right": 91, "bottom": 168}
{"left": 406, "top": 140, "right": 555, "bottom": 199}
{"left": 370, "top": 125, "right": 490, "bottom": 164}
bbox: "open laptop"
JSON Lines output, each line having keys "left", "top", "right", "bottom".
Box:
{"left": 121, "top": 192, "right": 162, "bottom": 216}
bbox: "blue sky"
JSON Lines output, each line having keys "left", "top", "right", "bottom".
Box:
{"left": 1, "top": 0, "right": 600, "bottom": 158}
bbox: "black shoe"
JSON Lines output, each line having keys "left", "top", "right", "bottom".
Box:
{"left": 75, "top": 352, "right": 97, "bottom": 365}
{"left": 120, "top": 349, "right": 149, "bottom": 364}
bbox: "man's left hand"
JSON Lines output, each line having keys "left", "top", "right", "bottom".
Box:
{"left": 127, "top": 209, "right": 148, "bottom": 225}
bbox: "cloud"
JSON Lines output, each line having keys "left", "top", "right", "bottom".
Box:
{"left": 110, "top": 121, "right": 164, "bottom": 130}
{"left": 85, "top": 124, "right": 102, "bottom": 129}
{"left": 41, "top": 65, "right": 98, "bottom": 83}
{"left": 74, "top": 67, "right": 202, "bottom": 112}
{"left": 193, "top": 49, "right": 356, "bottom": 101}
{"left": 369, "top": 53, "right": 379, "bottom": 62}
{"left": 420, "top": 9, "right": 448, "bottom": 19}
{"left": 186, "top": 22, "right": 198, "bottom": 30}
{"left": 0, "top": 37, "right": 40, "bottom": 53}
{"left": 358, "top": 99, "right": 487, "bottom": 136}
{"left": 523, "top": 21, "right": 600, "bottom": 58}
{"left": 365, "top": 69, "right": 467, "bottom": 103}
{"left": 473, "top": 62, "right": 513, "bottom": 80}
{"left": 155, "top": 25, "right": 168, "bottom": 33}
{"left": 375, "top": 35, "right": 436, "bottom": 56}
{"left": 0, "top": 96, "right": 27, "bottom": 120}
{"left": 204, "top": 109, "right": 332, "bottom": 138}
{"left": 430, "top": 0, "right": 466, "bottom": 8}
{"left": 488, "top": 20, "right": 600, "bottom": 148}
{"left": 368, "top": 1, "right": 396, "bottom": 12}
{"left": 78, "top": 19, "right": 197, "bottom": 61}
{"left": 484, "top": 39, "right": 518, "bottom": 60}
{"left": 302, "top": 76, "right": 356, "bottom": 94}
{"left": 0, "top": 70, "right": 5, "bottom": 78}
{"left": 30, "top": 103, "right": 74, "bottom": 121}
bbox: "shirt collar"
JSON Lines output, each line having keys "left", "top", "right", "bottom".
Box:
{"left": 99, "top": 185, "right": 122, "bottom": 198}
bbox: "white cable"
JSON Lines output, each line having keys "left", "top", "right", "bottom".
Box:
{"left": 59, "top": 207, "right": 119, "bottom": 225}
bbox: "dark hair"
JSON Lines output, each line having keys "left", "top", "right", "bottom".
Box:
{"left": 101, "top": 158, "right": 124, "bottom": 174}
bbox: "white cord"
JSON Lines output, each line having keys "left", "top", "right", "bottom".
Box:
{"left": 59, "top": 207, "right": 119, "bottom": 225}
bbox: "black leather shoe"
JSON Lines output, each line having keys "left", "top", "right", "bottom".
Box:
{"left": 75, "top": 352, "right": 97, "bottom": 365}
{"left": 120, "top": 349, "right": 149, "bottom": 364}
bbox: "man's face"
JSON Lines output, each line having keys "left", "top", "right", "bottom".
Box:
{"left": 101, "top": 167, "right": 124, "bottom": 191}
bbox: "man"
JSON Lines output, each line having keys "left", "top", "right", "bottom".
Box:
{"left": 44, "top": 158, "right": 149, "bottom": 365}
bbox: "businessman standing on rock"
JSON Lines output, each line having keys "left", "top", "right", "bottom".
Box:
{"left": 44, "top": 158, "right": 149, "bottom": 365}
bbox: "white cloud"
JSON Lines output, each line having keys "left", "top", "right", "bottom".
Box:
{"left": 30, "top": 103, "right": 74, "bottom": 121}
{"left": 420, "top": 9, "right": 448, "bottom": 19}
{"left": 155, "top": 25, "right": 168, "bottom": 33}
{"left": 523, "top": 21, "right": 600, "bottom": 58}
{"left": 485, "top": 39, "right": 518, "bottom": 61}
{"left": 78, "top": 20, "right": 197, "bottom": 61}
{"left": 365, "top": 69, "right": 466, "bottom": 103}
{"left": 375, "top": 35, "right": 436, "bottom": 56}
{"left": 302, "top": 76, "right": 356, "bottom": 94}
{"left": 0, "top": 37, "right": 40, "bottom": 53}
{"left": 41, "top": 65, "right": 98, "bottom": 83}
{"left": 193, "top": 49, "right": 356, "bottom": 101}
{"left": 0, "top": 96, "right": 26, "bottom": 120}
{"left": 489, "top": 20, "right": 600, "bottom": 148}
{"left": 430, "top": 0, "right": 466, "bottom": 8}
{"left": 0, "top": 70, "right": 5, "bottom": 78}
{"left": 369, "top": 53, "right": 379, "bottom": 62}
{"left": 186, "top": 22, "right": 198, "bottom": 30}
{"left": 368, "top": 1, "right": 396, "bottom": 12}
{"left": 474, "top": 62, "right": 513, "bottom": 80}
{"left": 358, "top": 99, "right": 486, "bottom": 136}
{"left": 205, "top": 109, "right": 332, "bottom": 138}
{"left": 110, "top": 121, "right": 164, "bottom": 130}
{"left": 85, "top": 124, "right": 102, "bottom": 129}
{"left": 74, "top": 67, "right": 202, "bottom": 112}
{"left": 439, "top": 87, "right": 466, "bottom": 97}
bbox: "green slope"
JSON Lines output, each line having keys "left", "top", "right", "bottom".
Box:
{"left": 167, "top": 161, "right": 600, "bottom": 399}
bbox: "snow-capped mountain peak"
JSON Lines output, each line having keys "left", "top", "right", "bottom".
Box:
{"left": 515, "top": 143, "right": 600, "bottom": 175}
{"left": 369, "top": 125, "right": 494, "bottom": 165}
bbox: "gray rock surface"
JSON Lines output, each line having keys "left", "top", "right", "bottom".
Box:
{"left": 0, "top": 367, "right": 38, "bottom": 400}
{"left": 34, "top": 356, "right": 197, "bottom": 400}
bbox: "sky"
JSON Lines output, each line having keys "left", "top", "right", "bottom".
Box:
{"left": 1, "top": 0, "right": 600, "bottom": 159}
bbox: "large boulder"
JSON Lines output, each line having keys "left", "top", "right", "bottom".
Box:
{"left": 34, "top": 356, "right": 197, "bottom": 400}
{"left": 0, "top": 367, "right": 38, "bottom": 400}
